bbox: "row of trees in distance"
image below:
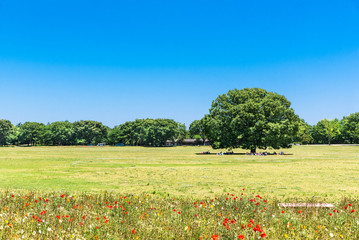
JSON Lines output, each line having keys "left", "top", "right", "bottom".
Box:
{"left": 1, "top": 88, "right": 359, "bottom": 150}
{"left": 0, "top": 114, "right": 358, "bottom": 147}
{"left": 0, "top": 119, "right": 187, "bottom": 147}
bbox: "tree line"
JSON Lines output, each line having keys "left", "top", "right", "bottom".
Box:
{"left": 0, "top": 119, "right": 189, "bottom": 147}
{"left": 294, "top": 113, "right": 359, "bottom": 144}
{"left": 1, "top": 113, "right": 358, "bottom": 147}
{"left": 1, "top": 88, "right": 359, "bottom": 149}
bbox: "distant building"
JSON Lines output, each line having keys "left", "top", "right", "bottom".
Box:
{"left": 165, "top": 139, "right": 210, "bottom": 146}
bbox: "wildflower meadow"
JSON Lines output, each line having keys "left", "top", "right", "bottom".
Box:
{"left": 0, "top": 145, "right": 359, "bottom": 239}
{"left": 0, "top": 190, "right": 358, "bottom": 239}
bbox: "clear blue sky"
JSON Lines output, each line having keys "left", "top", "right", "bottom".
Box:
{"left": 1, "top": 0, "right": 358, "bottom": 127}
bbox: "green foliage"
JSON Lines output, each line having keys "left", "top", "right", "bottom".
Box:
{"left": 0, "top": 119, "right": 13, "bottom": 146}
{"left": 5, "top": 125, "right": 19, "bottom": 145}
{"left": 107, "top": 126, "right": 124, "bottom": 145}
{"left": 176, "top": 123, "right": 188, "bottom": 145}
{"left": 73, "top": 120, "right": 108, "bottom": 145}
{"left": 18, "top": 122, "right": 46, "bottom": 146}
{"left": 341, "top": 112, "right": 359, "bottom": 144}
{"left": 43, "top": 121, "right": 75, "bottom": 145}
{"left": 312, "top": 119, "right": 341, "bottom": 144}
{"left": 109, "top": 119, "right": 183, "bottom": 147}
{"left": 204, "top": 88, "right": 300, "bottom": 152}
{"left": 189, "top": 119, "right": 207, "bottom": 145}
{"left": 294, "top": 119, "right": 313, "bottom": 144}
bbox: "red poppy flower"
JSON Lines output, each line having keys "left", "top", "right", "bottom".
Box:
{"left": 212, "top": 235, "right": 219, "bottom": 240}
{"left": 261, "top": 233, "right": 267, "bottom": 238}
{"left": 238, "top": 235, "right": 245, "bottom": 239}
{"left": 132, "top": 229, "right": 135, "bottom": 234}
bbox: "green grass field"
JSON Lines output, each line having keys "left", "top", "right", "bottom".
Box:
{"left": 1, "top": 145, "right": 358, "bottom": 199}
{"left": 1, "top": 145, "right": 359, "bottom": 239}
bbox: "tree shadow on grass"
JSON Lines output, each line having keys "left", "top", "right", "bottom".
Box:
{"left": 195, "top": 153, "right": 246, "bottom": 155}
{"left": 195, "top": 153, "right": 294, "bottom": 156}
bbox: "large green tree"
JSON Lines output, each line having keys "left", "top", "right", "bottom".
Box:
{"left": 341, "top": 112, "right": 359, "bottom": 144}
{"left": 0, "top": 119, "right": 13, "bottom": 146}
{"left": 203, "top": 88, "right": 300, "bottom": 153}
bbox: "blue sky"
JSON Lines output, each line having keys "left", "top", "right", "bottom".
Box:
{"left": 1, "top": 0, "right": 358, "bottom": 127}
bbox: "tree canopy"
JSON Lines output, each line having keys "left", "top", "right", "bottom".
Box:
{"left": 341, "top": 112, "right": 359, "bottom": 144}
{"left": 18, "top": 122, "right": 46, "bottom": 146}
{"left": 311, "top": 119, "right": 341, "bottom": 145}
{"left": 0, "top": 119, "right": 13, "bottom": 146}
{"left": 203, "top": 88, "right": 300, "bottom": 153}
{"left": 73, "top": 120, "right": 108, "bottom": 145}
{"left": 189, "top": 119, "right": 207, "bottom": 145}
{"left": 108, "top": 119, "right": 184, "bottom": 147}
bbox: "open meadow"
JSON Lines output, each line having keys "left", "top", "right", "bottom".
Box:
{"left": 0, "top": 145, "right": 359, "bottom": 198}
{"left": 1, "top": 145, "right": 359, "bottom": 239}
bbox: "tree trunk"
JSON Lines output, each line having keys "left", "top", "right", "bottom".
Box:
{"left": 250, "top": 148, "right": 256, "bottom": 154}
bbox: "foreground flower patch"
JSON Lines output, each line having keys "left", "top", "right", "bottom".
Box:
{"left": 0, "top": 190, "right": 358, "bottom": 239}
